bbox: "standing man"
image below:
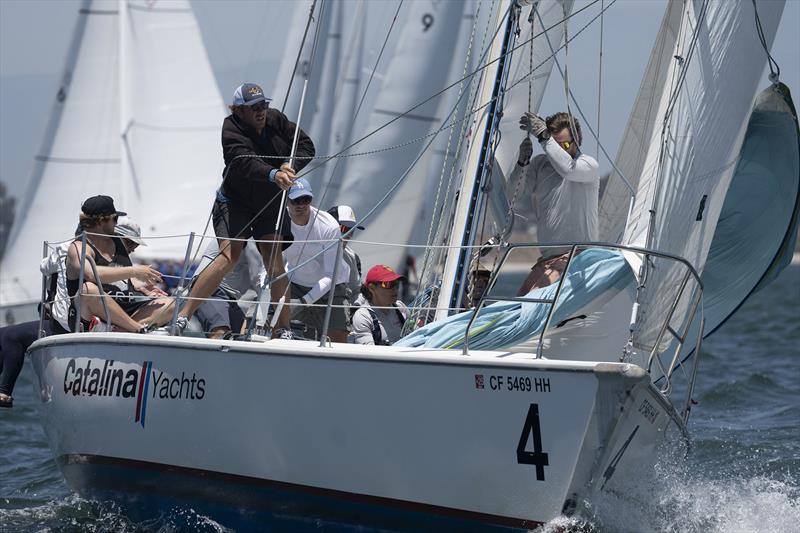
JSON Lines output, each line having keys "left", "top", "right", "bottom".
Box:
{"left": 512, "top": 112, "right": 600, "bottom": 294}
{"left": 162, "top": 82, "right": 315, "bottom": 337}
{"left": 283, "top": 179, "right": 350, "bottom": 342}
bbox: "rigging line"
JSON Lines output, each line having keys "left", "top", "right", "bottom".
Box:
{"left": 192, "top": 0, "right": 606, "bottom": 303}
{"left": 265, "top": 0, "right": 404, "bottom": 326}
{"left": 528, "top": 0, "right": 634, "bottom": 195}
{"left": 295, "top": 0, "right": 605, "bottom": 181}
{"left": 751, "top": 0, "right": 780, "bottom": 81}
{"left": 281, "top": 0, "right": 319, "bottom": 114}
{"left": 597, "top": 0, "right": 604, "bottom": 158}
{"left": 313, "top": 0, "right": 404, "bottom": 205}
{"left": 259, "top": 0, "right": 330, "bottom": 329}
{"left": 417, "top": 0, "right": 498, "bottom": 306}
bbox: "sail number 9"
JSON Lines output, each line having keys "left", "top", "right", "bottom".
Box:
{"left": 517, "top": 403, "right": 549, "bottom": 481}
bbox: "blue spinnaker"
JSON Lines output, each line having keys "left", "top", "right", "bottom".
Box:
{"left": 397, "top": 248, "right": 634, "bottom": 350}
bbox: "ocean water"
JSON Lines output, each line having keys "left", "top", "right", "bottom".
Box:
{"left": 1, "top": 265, "right": 798, "bottom": 532}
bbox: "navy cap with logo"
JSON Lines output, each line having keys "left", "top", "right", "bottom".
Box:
{"left": 81, "top": 195, "right": 126, "bottom": 217}
{"left": 232, "top": 82, "right": 272, "bottom": 107}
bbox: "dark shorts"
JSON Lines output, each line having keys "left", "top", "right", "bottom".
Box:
{"left": 212, "top": 194, "right": 293, "bottom": 250}
{"left": 290, "top": 283, "right": 349, "bottom": 338}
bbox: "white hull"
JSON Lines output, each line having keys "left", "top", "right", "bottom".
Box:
{"left": 30, "top": 334, "right": 685, "bottom": 530}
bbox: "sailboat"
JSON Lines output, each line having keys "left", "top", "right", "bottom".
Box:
{"left": 0, "top": 0, "right": 224, "bottom": 325}
{"left": 26, "top": 0, "right": 797, "bottom": 530}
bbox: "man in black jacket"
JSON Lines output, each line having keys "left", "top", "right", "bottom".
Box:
{"left": 165, "top": 82, "right": 315, "bottom": 337}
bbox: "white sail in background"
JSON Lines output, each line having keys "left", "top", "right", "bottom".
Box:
{"left": 1, "top": 0, "right": 122, "bottom": 309}
{"left": 272, "top": 0, "right": 314, "bottom": 118}
{"left": 119, "top": 0, "right": 224, "bottom": 260}
{"left": 324, "top": 1, "right": 366, "bottom": 199}
{"left": 622, "top": 0, "right": 784, "bottom": 351}
{"left": 306, "top": 0, "right": 343, "bottom": 192}
{"left": 0, "top": 0, "right": 224, "bottom": 312}
{"left": 331, "top": 0, "right": 468, "bottom": 271}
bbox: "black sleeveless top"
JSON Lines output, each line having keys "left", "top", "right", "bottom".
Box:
{"left": 66, "top": 237, "right": 134, "bottom": 299}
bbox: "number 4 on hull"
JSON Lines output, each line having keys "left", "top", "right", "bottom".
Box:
{"left": 516, "top": 403, "right": 549, "bottom": 481}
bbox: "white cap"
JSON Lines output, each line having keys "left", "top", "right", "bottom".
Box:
{"left": 328, "top": 205, "right": 364, "bottom": 230}
{"left": 114, "top": 216, "right": 147, "bottom": 246}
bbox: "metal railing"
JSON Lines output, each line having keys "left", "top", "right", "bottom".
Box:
{"left": 462, "top": 241, "right": 704, "bottom": 398}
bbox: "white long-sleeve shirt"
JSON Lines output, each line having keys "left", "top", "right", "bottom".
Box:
{"left": 509, "top": 137, "right": 600, "bottom": 256}
{"left": 283, "top": 207, "right": 350, "bottom": 303}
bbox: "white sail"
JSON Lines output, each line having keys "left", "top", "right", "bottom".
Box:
{"left": 331, "top": 0, "right": 469, "bottom": 271}
{"left": 622, "top": 0, "right": 784, "bottom": 351}
{"left": 323, "top": 1, "right": 366, "bottom": 199}
{"left": 1, "top": 0, "right": 122, "bottom": 310}
{"left": 0, "top": 0, "right": 224, "bottom": 311}
{"left": 119, "top": 0, "right": 224, "bottom": 261}
{"left": 598, "top": 0, "right": 683, "bottom": 244}
{"left": 306, "top": 0, "right": 343, "bottom": 193}
{"left": 271, "top": 0, "right": 314, "bottom": 115}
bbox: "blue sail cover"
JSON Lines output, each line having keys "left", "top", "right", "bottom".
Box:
{"left": 397, "top": 249, "right": 634, "bottom": 350}
{"left": 691, "top": 83, "right": 800, "bottom": 343}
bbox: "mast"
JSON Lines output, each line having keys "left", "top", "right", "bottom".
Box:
{"left": 435, "top": 0, "right": 518, "bottom": 320}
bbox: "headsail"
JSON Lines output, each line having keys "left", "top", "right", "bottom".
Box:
{"left": 619, "top": 0, "right": 784, "bottom": 352}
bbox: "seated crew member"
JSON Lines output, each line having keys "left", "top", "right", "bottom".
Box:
{"left": 351, "top": 265, "right": 409, "bottom": 346}
{"left": 191, "top": 239, "right": 263, "bottom": 339}
{"left": 65, "top": 195, "right": 170, "bottom": 332}
{"left": 511, "top": 112, "right": 600, "bottom": 294}
{"left": 283, "top": 178, "right": 350, "bottom": 342}
{"left": 327, "top": 205, "right": 364, "bottom": 306}
{"left": 155, "top": 82, "right": 315, "bottom": 337}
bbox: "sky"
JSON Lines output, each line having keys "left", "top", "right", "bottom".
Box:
{"left": 0, "top": 0, "right": 798, "bottom": 204}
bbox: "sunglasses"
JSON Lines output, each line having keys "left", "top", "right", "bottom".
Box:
{"left": 289, "top": 195, "right": 312, "bottom": 205}
{"left": 559, "top": 140, "right": 573, "bottom": 150}
{"left": 373, "top": 280, "right": 399, "bottom": 289}
{"left": 250, "top": 102, "right": 269, "bottom": 112}
{"left": 340, "top": 224, "right": 354, "bottom": 234}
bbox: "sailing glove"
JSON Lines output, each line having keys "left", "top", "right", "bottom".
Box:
{"left": 520, "top": 112, "right": 549, "bottom": 141}
{"left": 518, "top": 137, "right": 533, "bottom": 167}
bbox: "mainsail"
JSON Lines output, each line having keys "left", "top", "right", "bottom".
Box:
{"left": 0, "top": 0, "right": 224, "bottom": 312}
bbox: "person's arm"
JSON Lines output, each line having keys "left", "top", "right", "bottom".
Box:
{"left": 301, "top": 226, "right": 340, "bottom": 304}
{"left": 350, "top": 308, "right": 376, "bottom": 345}
{"left": 541, "top": 137, "right": 599, "bottom": 183}
{"left": 66, "top": 242, "right": 161, "bottom": 284}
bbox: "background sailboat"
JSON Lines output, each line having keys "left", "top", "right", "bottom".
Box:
{"left": 0, "top": 0, "right": 224, "bottom": 324}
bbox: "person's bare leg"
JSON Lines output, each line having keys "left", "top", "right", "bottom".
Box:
{"left": 208, "top": 327, "right": 230, "bottom": 339}
{"left": 151, "top": 239, "right": 241, "bottom": 326}
{"left": 328, "top": 329, "right": 348, "bottom": 343}
{"left": 132, "top": 297, "right": 173, "bottom": 325}
{"left": 257, "top": 237, "right": 291, "bottom": 332}
{"left": 80, "top": 282, "right": 144, "bottom": 332}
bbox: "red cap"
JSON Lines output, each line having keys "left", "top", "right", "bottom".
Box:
{"left": 365, "top": 265, "right": 404, "bottom": 284}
